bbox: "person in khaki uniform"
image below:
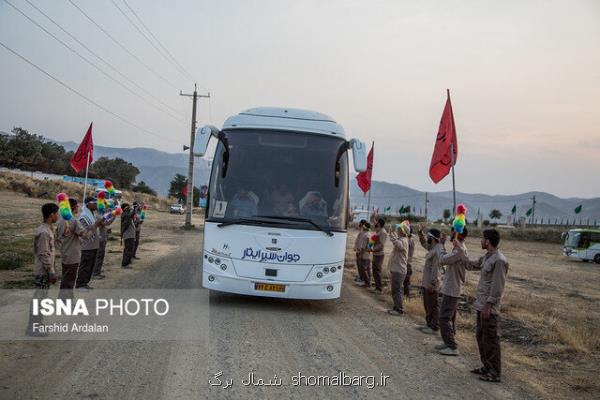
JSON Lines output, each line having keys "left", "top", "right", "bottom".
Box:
{"left": 418, "top": 227, "right": 445, "bottom": 334}
{"left": 121, "top": 203, "right": 137, "bottom": 268}
{"left": 354, "top": 220, "right": 371, "bottom": 287}
{"left": 403, "top": 231, "right": 415, "bottom": 297}
{"left": 387, "top": 220, "right": 410, "bottom": 315}
{"left": 368, "top": 218, "right": 388, "bottom": 294}
{"left": 458, "top": 229, "right": 509, "bottom": 383}
{"left": 436, "top": 227, "right": 469, "bottom": 356}
{"left": 77, "top": 197, "right": 101, "bottom": 289}
{"left": 56, "top": 198, "right": 101, "bottom": 297}
{"left": 27, "top": 203, "right": 59, "bottom": 336}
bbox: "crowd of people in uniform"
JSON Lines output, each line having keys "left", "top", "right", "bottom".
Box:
{"left": 29, "top": 197, "right": 145, "bottom": 334}
{"left": 354, "top": 218, "right": 509, "bottom": 383}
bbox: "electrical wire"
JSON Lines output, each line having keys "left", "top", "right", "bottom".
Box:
{"left": 67, "top": 0, "right": 181, "bottom": 91}
{"left": 6, "top": 0, "right": 186, "bottom": 123}
{"left": 0, "top": 39, "right": 170, "bottom": 143}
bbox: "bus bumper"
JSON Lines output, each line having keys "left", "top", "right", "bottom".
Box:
{"left": 202, "top": 270, "right": 342, "bottom": 300}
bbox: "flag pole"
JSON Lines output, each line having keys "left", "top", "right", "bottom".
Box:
{"left": 83, "top": 150, "right": 90, "bottom": 203}
{"left": 367, "top": 141, "right": 374, "bottom": 221}
{"left": 448, "top": 89, "right": 457, "bottom": 213}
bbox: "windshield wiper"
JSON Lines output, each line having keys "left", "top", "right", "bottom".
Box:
{"left": 255, "top": 215, "right": 334, "bottom": 237}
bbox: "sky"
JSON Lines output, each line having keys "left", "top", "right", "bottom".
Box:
{"left": 1, "top": 0, "right": 599, "bottom": 198}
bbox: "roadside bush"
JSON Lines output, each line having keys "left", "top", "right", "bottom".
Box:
{"left": 0, "top": 252, "right": 25, "bottom": 270}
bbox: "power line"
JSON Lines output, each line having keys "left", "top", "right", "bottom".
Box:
{"left": 5, "top": 0, "right": 186, "bottom": 124}
{"left": 67, "top": 0, "right": 181, "bottom": 91}
{"left": 23, "top": 0, "right": 188, "bottom": 120}
{"left": 112, "top": 0, "right": 195, "bottom": 85}
{"left": 0, "top": 39, "right": 169, "bottom": 142}
{"left": 121, "top": 0, "right": 201, "bottom": 88}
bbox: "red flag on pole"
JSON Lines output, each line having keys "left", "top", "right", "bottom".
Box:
{"left": 182, "top": 182, "right": 189, "bottom": 197}
{"left": 429, "top": 90, "right": 457, "bottom": 183}
{"left": 70, "top": 123, "right": 94, "bottom": 173}
{"left": 356, "top": 143, "right": 374, "bottom": 193}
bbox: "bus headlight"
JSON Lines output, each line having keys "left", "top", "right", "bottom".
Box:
{"left": 215, "top": 258, "right": 221, "bottom": 265}
{"left": 208, "top": 256, "right": 214, "bottom": 264}
{"left": 323, "top": 267, "right": 329, "bottom": 274}
{"left": 317, "top": 272, "right": 323, "bottom": 279}
{"left": 220, "top": 264, "right": 227, "bottom": 271}
{"left": 330, "top": 267, "right": 336, "bottom": 273}
{"left": 208, "top": 275, "right": 215, "bottom": 282}
{"left": 327, "top": 285, "right": 334, "bottom": 292}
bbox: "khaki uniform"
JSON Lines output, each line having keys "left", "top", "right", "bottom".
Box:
{"left": 388, "top": 235, "right": 409, "bottom": 312}
{"left": 466, "top": 249, "right": 509, "bottom": 378}
{"left": 355, "top": 230, "right": 371, "bottom": 285}
{"left": 370, "top": 228, "right": 388, "bottom": 291}
{"left": 121, "top": 212, "right": 136, "bottom": 267}
{"left": 438, "top": 241, "right": 468, "bottom": 349}
{"left": 56, "top": 218, "right": 95, "bottom": 291}
{"left": 33, "top": 223, "right": 55, "bottom": 276}
{"left": 404, "top": 236, "right": 415, "bottom": 296}
{"left": 420, "top": 236, "right": 444, "bottom": 331}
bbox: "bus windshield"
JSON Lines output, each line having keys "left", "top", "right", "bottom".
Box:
{"left": 565, "top": 232, "right": 580, "bottom": 248}
{"left": 206, "top": 129, "right": 349, "bottom": 231}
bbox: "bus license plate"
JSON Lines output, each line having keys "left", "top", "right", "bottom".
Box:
{"left": 255, "top": 283, "right": 285, "bottom": 292}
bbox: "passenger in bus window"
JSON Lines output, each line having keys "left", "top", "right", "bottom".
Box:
{"left": 299, "top": 191, "right": 327, "bottom": 219}
{"left": 228, "top": 188, "right": 259, "bottom": 217}
{"left": 270, "top": 183, "right": 295, "bottom": 215}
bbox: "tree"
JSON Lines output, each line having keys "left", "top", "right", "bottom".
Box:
{"left": 169, "top": 174, "right": 187, "bottom": 202}
{"left": 132, "top": 181, "right": 157, "bottom": 196}
{"left": 489, "top": 209, "right": 502, "bottom": 221}
{"left": 91, "top": 157, "right": 140, "bottom": 189}
{"left": 443, "top": 209, "right": 451, "bottom": 222}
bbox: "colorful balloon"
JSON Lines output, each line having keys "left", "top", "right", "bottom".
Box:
{"left": 140, "top": 203, "right": 148, "bottom": 220}
{"left": 368, "top": 233, "right": 378, "bottom": 249}
{"left": 104, "top": 180, "right": 115, "bottom": 197}
{"left": 97, "top": 190, "right": 108, "bottom": 213}
{"left": 56, "top": 192, "right": 73, "bottom": 221}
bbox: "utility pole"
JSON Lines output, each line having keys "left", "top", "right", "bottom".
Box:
{"left": 180, "top": 84, "right": 210, "bottom": 229}
{"left": 531, "top": 195, "right": 537, "bottom": 225}
{"left": 424, "top": 192, "right": 429, "bottom": 222}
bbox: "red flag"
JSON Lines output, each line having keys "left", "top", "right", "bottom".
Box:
{"left": 429, "top": 90, "right": 457, "bottom": 183}
{"left": 182, "top": 182, "right": 189, "bottom": 197}
{"left": 70, "top": 123, "right": 94, "bottom": 173}
{"left": 356, "top": 143, "right": 374, "bottom": 193}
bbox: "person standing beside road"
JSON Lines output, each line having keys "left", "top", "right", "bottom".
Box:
{"left": 436, "top": 227, "right": 469, "bottom": 356}
{"left": 403, "top": 229, "right": 415, "bottom": 297}
{"left": 92, "top": 208, "right": 113, "bottom": 280}
{"left": 387, "top": 220, "right": 410, "bottom": 315}
{"left": 56, "top": 198, "right": 102, "bottom": 296}
{"left": 27, "top": 203, "right": 59, "bottom": 336}
{"left": 369, "top": 218, "right": 388, "bottom": 294}
{"left": 417, "top": 226, "right": 444, "bottom": 334}
{"left": 457, "top": 229, "right": 509, "bottom": 383}
{"left": 132, "top": 202, "right": 142, "bottom": 260}
{"left": 120, "top": 203, "right": 136, "bottom": 268}
{"left": 354, "top": 220, "right": 371, "bottom": 287}
{"left": 76, "top": 197, "right": 102, "bottom": 290}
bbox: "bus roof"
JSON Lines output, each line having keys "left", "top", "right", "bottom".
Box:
{"left": 223, "top": 107, "right": 346, "bottom": 138}
{"left": 568, "top": 228, "right": 600, "bottom": 233}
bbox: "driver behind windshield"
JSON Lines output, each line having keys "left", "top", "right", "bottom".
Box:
{"left": 299, "top": 191, "right": 328, "bottom": 219}
{"left": 228, "top": 188, "right": 259, "bottom": 217}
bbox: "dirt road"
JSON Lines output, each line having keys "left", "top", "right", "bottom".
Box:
{"left": 0, "top": 227, "right": 535, "bottom": 400}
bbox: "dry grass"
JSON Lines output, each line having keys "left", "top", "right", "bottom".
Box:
{"left": 346, "top": 228, "right": 600, "bottom": 399}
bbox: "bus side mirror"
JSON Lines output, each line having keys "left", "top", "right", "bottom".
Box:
{"left": 349, "top": 139, "right": 367, "bottom": 172}
{"left": 193, "top": 125, "right": 219, "bottom": 156}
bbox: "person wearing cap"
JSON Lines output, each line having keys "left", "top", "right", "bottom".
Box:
{"left": 403, "top": 228, "right": 415, "bottom": 297}
{"left": 76, "top": 196, "right": 102, "bottom": 290}
{"left": 120, "top": 203, "right": 136, "bottom": 268}
{"left": 368, "top": 218, "right": 388, "bottom": 294}
{"left": 417, "top": 226, "right": 445, "bottom": 334}
{"left": 387, "top": 220, "right": 410, "bottom": 315}
{"left": 56, "top": 198, "right": 102, "bottom": 296}
{"left": 436, "top": 227, "right": 469, "bottom": 356}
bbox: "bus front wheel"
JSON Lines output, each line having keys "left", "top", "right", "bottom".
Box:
{"left": 594, "top": 254, "right": 600, "bottom": 264}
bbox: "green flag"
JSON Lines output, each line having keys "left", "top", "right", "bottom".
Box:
{"left": 399, "top": 205, "right": 404, "bottom": 214}
{"left": 511, "top": 205, "right": 517, "bottom": 214}
{"left": 526, "top": 208, "right": 533, "bottom": 217}
{"left": 384, "top": 206, "right": 391, "bottom": 213}
{"left": 574, "top": 205, "right": 583, "bottom": 214}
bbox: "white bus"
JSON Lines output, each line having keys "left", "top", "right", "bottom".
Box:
{"left": 193, "top": 107, "right": 367, "bottom": 299}
{"left": 563, "top": 228, "right": 600, "bottom": 264}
